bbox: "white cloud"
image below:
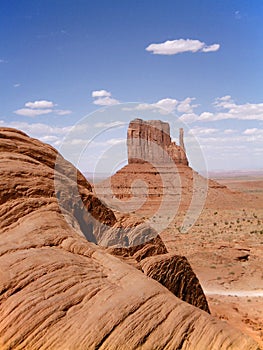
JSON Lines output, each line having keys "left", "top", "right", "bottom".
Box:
{"left": 94, "top": 121, "right": 126, "bottom": 128}
{"left": 243, "top": 128, "right": 263, "bottom": 135}
{"left": 55, "top": 109, "right": 72, "bottom": 115}
{"left": 179, "top": 113, "right": 199, "bottom": 123}
{"left": 202, "top": 44, "right": 220, "bottom": 52}
{"left": 189, "top": 127, "right": 219, "bottom": 136}
{"left": 123, "top": 97, "right": 199, "bottom": 118}
{"left": 177, "top": 97, "right": 198, "bottom": 113}
{"left": 106, "top": 138, "right": 125, "bottom": 146}
{"left": 91, "top": 89, "right": 120, "bottom": 106}
{"left": 126, "top": 99, "right": 178, "bottom": 114}
{"left": 25, "top": 100, "right": 55, "bottom": 109}
{"left": 198, "top": 112, "right": 215, "bottom": 121}
{"left": 14, "top": 108, "right": 53, "bottom": 117}
{"left": 13, "top": 83, "right": 21, "bottom": 88}
{"left": 145, "top": 39, "right": 220, "bottom": 55}
{"left": 198, "top": 96, "right": 263, "bottom": 121}
{"left": 154, "top": 98, "right": 178, "bottom": 113}
{"left": 224, "top": 129, "right": 237, "bottom": 134}
{"left": 92, "top": 90, "right": 111, "bottom": 98}
{"left": 93, "top": 96, "right": 120, "bottom": 106}
{"left": 185, "top": 128, "right": 263, "bottom": 171}
{"left": 2, "top": 121, "right": 72, "bottom": 136}
{"left": 213, "top": 95, "right": 234, "bottom": 109}
{"left": 14, "top": 99, "right": 71, "bottom": 117}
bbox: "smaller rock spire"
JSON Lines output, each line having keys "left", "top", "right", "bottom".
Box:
{"left": 179, "top": 128, "right": 185, "bottom": 152}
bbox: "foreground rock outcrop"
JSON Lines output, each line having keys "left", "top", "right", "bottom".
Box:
{"left": 0, "top": 127, "right": 261, "bottom": 349}
{"left": 107, "top": 236, "right": 210, "bottom": 313}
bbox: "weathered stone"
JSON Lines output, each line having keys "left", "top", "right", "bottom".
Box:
{"left": 0, "top": 127, "right": 261, "bottom": 350}
{"left": 140, "top": 253, "right": 210, "bottom": 313}
{"left": 127, "top": 118, "right": 188, "bottom": 165}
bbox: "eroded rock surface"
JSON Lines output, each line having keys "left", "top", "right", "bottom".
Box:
{"left": 107, "top": 236, "right": 210, "bottom": 313}
{"left": 0, "top": 127, "right": 261, "bottom": 350}
{"left": 127, "top": 118, "right": 188, "bottom": 165}
{"left": 140, "top": 253, "right": 210, "bottom": 313}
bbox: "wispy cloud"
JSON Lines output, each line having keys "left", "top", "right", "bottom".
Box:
{"left": 55, "top": 109, "right": 72, "bottom": 116}
{"left": 13, "top": 83, "right": 21, "bottom": 88}
{"left": 92, "top": 90, "right": 111, "bottom": 98}
{"left": 14, "top": 108, "right": 53, "bottom": 117}
{"left": 14, "top": 99, "right": 72, "bottom": 117}
{"left": 146, "top": 39, "right": 220, "bottom": 55}
{"left": 243, "top": 128, "right": 263, "bottom": 136}
{"left": 93, "top": 97, "right": 120, "bottom": 106}
{"left": 94, "top": 121, "right": 126, "bottom": 128}
{"left": 91, "top": 90, "right": 120, "bottom": 106}
{"left": 125, "top": 97, "right": 198, "bottom": 116}
{"left": 0, "top": 120, "right": 73, "bottom": 147}
{"left": 198, "top": 96, "right": 263, "bottom": 121}
{"left": 189, "top": 126, "right": 219, "bottom": 136}
{"left": 25, "top": 100, "right": 55, "bottom": 109}
{"left": 235, "top": 10, "right": 242, "bottom": 20}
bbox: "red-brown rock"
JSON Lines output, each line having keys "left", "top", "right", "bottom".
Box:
{"left": 0, "top": 127, "right": 261, "bottom": 349}
{"left": 127, "top": 118, "right": 188, "bottom": 165}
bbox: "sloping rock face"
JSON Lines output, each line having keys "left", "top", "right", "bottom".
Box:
{"left": 0, "top": 127, "right": 261, "bottom": 350}
{"left": 107, "top": 236, "right": 210, "bottom": 313}
{"left": 140, "top": 253, "right": 210, "bottom": 313}
{"left": 127, "top": 118, "right": 188, "bottom": 165}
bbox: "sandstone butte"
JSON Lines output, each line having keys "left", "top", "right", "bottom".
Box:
{"left": 95, "top": 118, "right": 256, "bottom": 218}
{"left": 0, "top": 126, "right": 261, "bottom": 350}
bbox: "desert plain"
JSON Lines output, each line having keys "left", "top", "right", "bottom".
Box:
{"left": 93, "top": 119, "right": 263, "bottom": 348}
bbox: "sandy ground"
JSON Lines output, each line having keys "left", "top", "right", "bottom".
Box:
{"left": 160, "top": 176, "right": 263, "bottom": 347}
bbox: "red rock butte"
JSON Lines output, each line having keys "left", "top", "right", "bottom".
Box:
{"left": 127, "top": 118, "right": 188, "bottom": 165}
{"left": 95, "top": 118, "right": 231, "bottom": 219}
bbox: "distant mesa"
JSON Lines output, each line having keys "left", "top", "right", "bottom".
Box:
{"left": 127, "top": 118, "right": 188, "bottom": 165}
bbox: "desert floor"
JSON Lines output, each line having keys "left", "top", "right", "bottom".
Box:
{"left": 161, "top": 175, "right": 263, "bottom": 347}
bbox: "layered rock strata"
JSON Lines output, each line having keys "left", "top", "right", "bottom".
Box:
{"left": 95, "top": 119, "right": 235, "bottom": 220}
{"left": 107, "top": 236, "right": 210, "bottom": 313}
{"left": 127, "top": 118, "right": 188, "bottom": 165}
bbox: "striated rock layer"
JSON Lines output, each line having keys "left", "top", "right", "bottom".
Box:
{"left": 107, "top": 236, "right": 210, "bottom": 313}
{"left": 0, "top": 127, "right": 261, "bottom": 349}
{"left": 95, "top": 119, "right": 249, "bottom": 221}
{"left": 127, "top": 118, "right": 188, "bottom": 165}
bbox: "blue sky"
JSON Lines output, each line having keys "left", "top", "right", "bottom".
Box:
{"left": 0, "top": 0, "right": 263, "bottom": 172}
